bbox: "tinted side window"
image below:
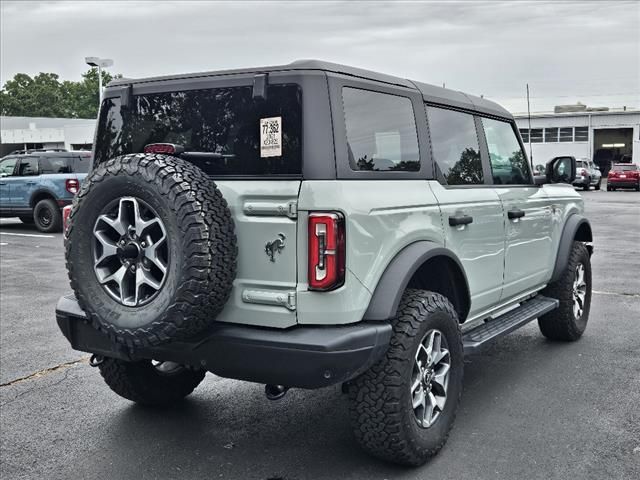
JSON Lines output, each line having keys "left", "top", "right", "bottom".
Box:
{"left": 426, "top": 106, "right": 483, "bottom": 185}
{"left": 342, "top": 88, "right": 419, "bottom": 172}
{"left": 39, "top": 155, "right": 74, "bottom": 174}
{"left": 482, "top": 118, "right": 532, "bottom": 185}
{"left": 17, "top": 158, "right": 38, "bottom": 176}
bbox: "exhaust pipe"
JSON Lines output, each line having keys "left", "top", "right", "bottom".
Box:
{"left": 265, "top": 384, "right": 289, "bottom": 401}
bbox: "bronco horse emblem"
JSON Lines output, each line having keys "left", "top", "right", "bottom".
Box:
{"left": 265, "top": 233, "right": 286, "bottom": 262}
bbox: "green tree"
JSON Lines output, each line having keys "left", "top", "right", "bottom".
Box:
{"left": 0, "top": 69, "right": 120, "bottom": 119}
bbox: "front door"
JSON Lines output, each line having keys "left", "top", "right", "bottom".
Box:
{"left": 0, "top": 157, "right": 19, "bottom": 210}
{"left": 479, "top": 116, "right": 553, "bottom": 301}
{"left": 425, "top": 105, "right": 506, "bottom": 318}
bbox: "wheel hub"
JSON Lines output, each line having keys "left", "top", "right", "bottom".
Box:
{"left": 93, "top": 197, "right": 169, "bottom": 307}
{"left": 119, "top": 241, "right": 141, "bottom": 261}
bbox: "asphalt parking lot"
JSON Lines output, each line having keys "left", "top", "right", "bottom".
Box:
{"left": 1, "top": 188, "right": 639, "bottom": 480}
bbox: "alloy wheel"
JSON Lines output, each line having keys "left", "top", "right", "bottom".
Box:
{"left": 411, "top": 329, "right": 451, "bottom": 428}
{"left": 92, "top": 197, "right": 168, "bottom": 306}
{"left": 573, "top": 263, "right": 587, "bottom": 319}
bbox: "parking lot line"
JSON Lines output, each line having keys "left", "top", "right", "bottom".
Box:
{"left": 0, "top": 232, "right": 55, "bottom": 239}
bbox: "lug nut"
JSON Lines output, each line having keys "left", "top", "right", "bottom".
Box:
{"left": 120, "top": 240, "right": 126, "bottom": 246}
{"left": 130, "top": 264, "right": 136, "bottom": 272}
{"left": 140, "top": 241, "right": 146, "bottom": 248}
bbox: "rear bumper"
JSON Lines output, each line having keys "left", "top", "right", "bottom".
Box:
{"left": 55, "top": 295, "right": 392, "bottom": 389}
{"left": 572, "top": 177, "right": 589, "bottom": 186}
{"left": 607, "top": 179, "right": 638, "bottom": 188}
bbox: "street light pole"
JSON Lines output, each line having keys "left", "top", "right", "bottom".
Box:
{"left": 84, "top": 57, "right": 114, "bottom": 111}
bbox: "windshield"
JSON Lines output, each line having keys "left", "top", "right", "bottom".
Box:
{"left": 94, "top": 84, "right": 302, "bottom": 176}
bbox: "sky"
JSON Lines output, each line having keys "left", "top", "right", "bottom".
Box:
{"left": 1, "top": 0, "right": 638, "bottom": 113}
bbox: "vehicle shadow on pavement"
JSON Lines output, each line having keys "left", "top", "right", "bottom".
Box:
{"left": 71, "top": 328, "right": 577, "bottom": 480}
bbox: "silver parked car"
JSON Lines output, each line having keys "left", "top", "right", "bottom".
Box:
{"left": 574, "top": 158, "right": 602, "bottom": 190}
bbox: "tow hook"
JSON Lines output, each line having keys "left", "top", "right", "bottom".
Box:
{"left": 265, "top": 384, "right": 289, "bottom": 401}
{"left": 89, "top": 354, "right": 104, "bottom": 367}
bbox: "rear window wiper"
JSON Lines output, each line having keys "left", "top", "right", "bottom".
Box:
{"left": 179, "top": 151, "right": 236, "bottom": 162}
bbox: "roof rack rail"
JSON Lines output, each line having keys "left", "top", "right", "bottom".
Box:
{"left": 7, "top": 148, "right": 69, "bottom": 155}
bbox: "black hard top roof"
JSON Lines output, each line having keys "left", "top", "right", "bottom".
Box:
{"left": 109, "top": 59, "right": 511, "bottom": 119}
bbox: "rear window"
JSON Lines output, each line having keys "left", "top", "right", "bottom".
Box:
{"left": 613, "top": 164, "right": 638, "bottom": 171}
{"left": 94, "top": 85, "right": 302, "bottom": 176}
{"left": 39, "top": 155, "right": 91, "bottom": 174}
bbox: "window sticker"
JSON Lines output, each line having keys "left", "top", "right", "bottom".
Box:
{"left": 260, "top": 116, "right": 282, "bottom": 157}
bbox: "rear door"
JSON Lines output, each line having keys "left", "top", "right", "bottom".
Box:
{"left": 12, "top": 156, "right": 40, "bottom": 208}
{"left": 425, "top": 106, "right": 506, "bottom": 318}
{"left": 479, "top": 116, "right": 553, "bottom": 301}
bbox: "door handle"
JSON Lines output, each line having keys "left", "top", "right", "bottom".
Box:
{"left": 508, "top": 209, "right": 525, "bottom": 220}
{"left": 449, "top": 214, "right": 473, "bottom": 227}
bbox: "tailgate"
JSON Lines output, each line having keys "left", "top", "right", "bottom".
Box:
{"left": 214, "top": 180, "right": 301, "bottom": 328}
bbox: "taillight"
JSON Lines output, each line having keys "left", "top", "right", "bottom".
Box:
{"left": 65, "top": 178, "right": 79, "bottom": 194}
{"left": 144, "top": 143, "right": 184, "bottom": 155}
{"left": 581, "top": 168, "right": 587, "bottom": 176}
{"left": 308, "top": 212, "right": 345, "bottom": 291}
{"left": 62, "top": 205, "right": 72, "bottom": 235}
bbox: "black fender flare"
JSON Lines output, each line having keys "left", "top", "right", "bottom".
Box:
{"left": 550, "top": 214, "right": 593, "bottom": 283}
{"left": 364, "top": 241, "right": 470, "bottom": 321}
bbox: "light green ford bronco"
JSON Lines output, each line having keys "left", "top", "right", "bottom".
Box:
{"left": 57, "top": 60, "right": 593, "bottom": 466}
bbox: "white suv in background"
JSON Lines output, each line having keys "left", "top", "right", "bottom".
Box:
{"left": 574, "top": 158, "right": 602, "bottom": 190}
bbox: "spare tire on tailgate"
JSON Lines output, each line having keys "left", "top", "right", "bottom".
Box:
{"left": 65, "top": 153, "right": 237, "bottom": 347}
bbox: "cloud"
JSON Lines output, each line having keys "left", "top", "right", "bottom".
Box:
{"left": 1, "top": 0, "right": 638, "bottom": 112}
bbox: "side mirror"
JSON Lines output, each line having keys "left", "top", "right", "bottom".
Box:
{"left": 546, "top": 156, "right": 576, "bottom": 184}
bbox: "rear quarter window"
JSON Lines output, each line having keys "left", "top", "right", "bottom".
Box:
{"left": 94, "top": 84, "right": 302, "bottom": 176}
{"left": 342, "top": 88, "right": 419, "bottom": 172}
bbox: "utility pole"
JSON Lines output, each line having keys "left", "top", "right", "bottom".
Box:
{"left": 526, "top": 83, "right": 533, "bottom": 170}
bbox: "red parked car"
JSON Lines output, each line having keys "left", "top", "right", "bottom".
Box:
{"left": 607, "top": 163, "right": 640, "bottom": 191}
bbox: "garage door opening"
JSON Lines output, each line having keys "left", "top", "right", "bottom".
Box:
{"left": 593, "top": 128, "right": 633, "bottom": 175}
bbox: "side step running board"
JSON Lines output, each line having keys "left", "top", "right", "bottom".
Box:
{"left": 462, "top": 295, "right": 559, "bottom": 354}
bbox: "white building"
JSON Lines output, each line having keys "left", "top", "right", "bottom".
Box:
{"left": 514, "top": 109, "right": 640, "bottom": 171}
{"left": 0, "top": 116, "right": 96, "bottom": 157}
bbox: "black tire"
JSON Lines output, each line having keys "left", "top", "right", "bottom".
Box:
{"left": 348, "top": 290, "right": 464, "bottom": 466}
{"left": 19, "top": 215, "right": 35, "bottom": 224}
{"left": 595, "top": 179, "right": 601, "bottom": 190}
{"left": 65, "top": 153, "right": 237, "bottom": 347}
{"left": 98, "top": 357, "right": 205, "bottom": 406}
{"left": 34, "top": 198, "right": 62, "bottom": 232}
{"left": 635, "top": 182, "right": 640, "bottom": 192}
{"left": 538, "top": 242, "right": 591, "bottom": 341}
{"left": 583, "top": 181, "right": 590, "bottom": 191}
{"left": 606, "top": 186, "right": 611, "bottom": 191}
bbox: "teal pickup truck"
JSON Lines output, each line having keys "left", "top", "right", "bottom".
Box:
{"left": 0, "top": 150, "right": 90, "bottom": 232}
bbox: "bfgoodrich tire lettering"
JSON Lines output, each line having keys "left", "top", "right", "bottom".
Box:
{"left": 65, "top": 153, "right": 237, "bottom": 347}
{"left": 538, "top": 241, "right": 591, "bottom": 341}
{"left": 348, "top": 289, "right": 463, "bottom": 466}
